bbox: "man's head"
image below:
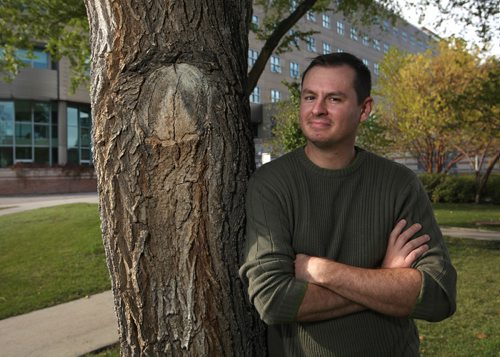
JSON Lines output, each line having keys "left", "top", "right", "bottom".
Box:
{"left": 301, "top": 52, "right": 371, "bottom": 105}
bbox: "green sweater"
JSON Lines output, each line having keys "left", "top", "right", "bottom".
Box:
{"left": 240, "top": 147, "right": 456, "bottom": 356}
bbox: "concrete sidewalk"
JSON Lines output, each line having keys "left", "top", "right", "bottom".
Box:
{"left": 0, "top": 291, "right": 117, "bottom": 357}
{"left": 0, "top": 193, "right": 498, "bottom": 356}
{"left": 0, "top": 192, "right": 98, "bottom": 216}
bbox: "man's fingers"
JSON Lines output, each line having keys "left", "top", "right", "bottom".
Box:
{"left": 394, "top": 222, "right": 423, "bottom": 248}
{"left": 389, "top": 219, "right": 408, "bottom": 244}
{"left": 401, "top": 234, "right": 430, "bottom": 254}
{"left": 405, "top": 243, "right": 430, "bottom": 266}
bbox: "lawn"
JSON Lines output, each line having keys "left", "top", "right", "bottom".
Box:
{"left": 433, "top": 203, "right": 500, "bottom": 231}
{"left": 1, "top": 202, "right": 499, "bottom": 356}
{"left": 0, "top": 203, "right": 111, "bottom": 320}
{"left": 416, "top": 237, "right": 500, "bottom": 356}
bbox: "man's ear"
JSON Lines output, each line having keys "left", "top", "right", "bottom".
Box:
{"left": 359, "top": 97, "right": 373, "bottom": 123}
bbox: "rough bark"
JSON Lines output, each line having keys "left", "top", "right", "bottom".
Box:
{"left": 84, "top": 1, "right": 266, "bottom": 355}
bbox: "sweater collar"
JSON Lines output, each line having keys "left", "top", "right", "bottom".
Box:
{"left": 296, "top": 146, "right": 366, "bottom": 177}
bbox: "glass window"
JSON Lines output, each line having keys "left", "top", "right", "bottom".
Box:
{"left": 350, "top": 27, "right": 358, "bottom": 41}
{"left": 307, "top": 11, "right": 316, "bottom": 22}
{"left": 248, "top": 49, "right": 258, "bottom": 67}
{"left": 15, "top": 147, "right": 32, "bottom": 161}
{"left": 270, "top": 56, "right": 281, "bottom": 73}
{"left": 15, "top": 123, "right": 32, "bottom": 145}
{"left": 34, "top": 125, "right": 50, "bottom": 146}
{"left": 290, "top": 0, "right": 298, "bottom": 11}
{"left": 68, "top": 126, "right": 79, "bottom": 148}
{"left": 402, "top": 31, "right": 408, "bottom": 41}
{"left": 0, "top": 101, "right": 14, "bottom": 145}
{"left": 34, "top": 147, "right": 50, "bottom": 164}
{"left": 307, "top": 36, "right": 316, "bottom": 52}
{"left": 271, "top": 89, "right": 281, "bottom": 103}
{"left": 15, "top": 101, "right": 31, "bottom": 122}
{"left": 0, "top": 147, "right": 13, "bottom": 167}
{"left": 51, "top": 125, "right": 58, "bottom": 146}
{"left": 323, "top": 42, "right": 332, "bottom": 54}
{"left": 32, "top": 50, "right": 49, "bottom": 69}
{"left": 373, "top": 39, "right": 381, "bottom": 51}
{"left": 322, "top": 14, "right": 330, "bottom": 29}
{"left": 250, "top": 86, "right": 261, "bottom": 104}
{"left": 290, "top": 62, "right": 300, "bottom": 79}
{"left": 34, "top": 102, "right": 50, "bottom": 123}
{"left": 363, "top": 35, "right": 370, "bottom": 46}
{"left": 67, "top": 104, "right": 92, "bottom": 165}
{"left": 336, "top": 21, "right": 344, "bottom": 35}
{"left": 362, "top": 59, "right": 369, "bottom": 66}
{"left": 383, "top": 43, "right": 390, "bottom": 53}
{"left": 252, "top": 15, "right": 259, "bottom": 26}
{"left": 374, "top": 63, "right": 380, "bottom": 76}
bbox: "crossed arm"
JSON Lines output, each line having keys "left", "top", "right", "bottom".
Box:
{"left": 295, "top": 220, "right": 430, "bottom": 321}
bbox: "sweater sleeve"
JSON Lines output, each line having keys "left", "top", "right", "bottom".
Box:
{"left": 395, "top": 175, "right": 457, "bottom": 322}
{"left": 239, "top": 174, "right": 308, "bottom": 325}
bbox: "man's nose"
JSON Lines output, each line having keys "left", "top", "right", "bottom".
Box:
{"left": 312, "top": 99, "right": 327, "bottom": 116}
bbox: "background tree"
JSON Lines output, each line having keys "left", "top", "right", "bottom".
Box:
{"left": 376, "top": 38, "right": 499, "bottom": 201}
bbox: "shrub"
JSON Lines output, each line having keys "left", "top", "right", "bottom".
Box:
{"left": 431, "top": 175, "right": 476, "bottom": 203}
{"left": 482, "top": 174, "right": 500, "bottom": 204}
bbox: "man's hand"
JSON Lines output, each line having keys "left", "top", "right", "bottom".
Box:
{"left": 382, "top": 219, "right": 430, "bottom": 268}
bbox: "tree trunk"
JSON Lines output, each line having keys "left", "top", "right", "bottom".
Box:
{"left": 84, "top": 1, "right": 266, "bottom": 355}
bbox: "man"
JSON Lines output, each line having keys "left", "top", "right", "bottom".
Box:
{"left": 239, "top": 53, "right": 456, "bottom": 356}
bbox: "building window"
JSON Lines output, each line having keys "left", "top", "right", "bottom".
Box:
{"left": 362, "top": 59, "right": 369, "bottom": 67}
{"left": 290, "top": 0, "right": 298, "bottom": 11}
{"left": 374, "top": 63, "right": 380, "bottom": 76}
{"left": 393, "top": 27, "right": 398, "bottom": 36}
{"left": 383, "top": 43, "right": 390, "bottom": 53}
{"left": 373, "top": 39, "right": 381, "bottom": 51}
{"left": 363, "top": 35, "right": 370, "bottom": 46}
{"left": 350, "top": 27, "right": 358, "bottom": 41}
{"left": 270, "top": 55, "right": 282, "bottom": 73}
{"left": 250, "top": 86, "right": 261, "bottom": 104}
{"left": 307, "top": 11, "right": 316, "bottom": 22}
{"left": 0, "top": 100, "right": 57, "bottom": 167}
{"left": 271, "top": 89, "right": 281, "bottom": 103}
{"left": 0, "top": 48, "right": 50, "bottom": 69}
{"left": 323, "top": 42, "right": 332, "bottom": 54}
{"left": 67, "top": 104, "right": 92, "bottom": 165}
{"left": 290, "top": 62, "right": 300, "bottom": 79}
{"left": 336, "top": 21, "right": 344, "bottom": 35}
{"left": 383, "top": 20, "right": 390, "bottom": 31}
{"left": 307, "top": 36, "right": 316, "bottom": 52}
{"left": 322, "top": 14, "right": 330, "bottom": 28}
{"left": 402, "top": 31, "right": 408, "bottom": 42}
{"left": 337, "top": 47, "right": 343, "bottom": 53}
{"left": 248, "top": 49, "right": 258, "bottom": 67}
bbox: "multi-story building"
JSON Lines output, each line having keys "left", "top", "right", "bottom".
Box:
{"left": 2, "top": 3, "right": 478, "bottom": 194}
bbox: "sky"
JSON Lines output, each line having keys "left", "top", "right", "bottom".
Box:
{"left": 397, "top": 1, "right": 500, "bottom": 56}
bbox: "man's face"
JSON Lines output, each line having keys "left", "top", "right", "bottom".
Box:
{"left": 299, "top": 65, "right": 372, "bottom": 150}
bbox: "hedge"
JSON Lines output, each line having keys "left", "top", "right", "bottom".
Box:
{"left": 418, "top": 173, "right": 500, "bottom": 204}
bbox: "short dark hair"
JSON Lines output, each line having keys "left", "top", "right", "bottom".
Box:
{"left": 301, "top": 52, "right": 372, "bottom": 104}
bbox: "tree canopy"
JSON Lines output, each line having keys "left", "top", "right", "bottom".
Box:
{"left": 376, "top": 38, "right": 499, "bottom": 201}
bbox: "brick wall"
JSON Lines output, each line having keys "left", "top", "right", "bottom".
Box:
{"left": 0, "top": 168, "right": 97, "bottom": 195}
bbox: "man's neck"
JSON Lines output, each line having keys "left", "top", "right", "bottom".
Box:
{"left": 304, "top": 144, "right": 356, "bottom": 170}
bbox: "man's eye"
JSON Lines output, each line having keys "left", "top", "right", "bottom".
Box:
{"left": 303, "top": 96, "right": 315, "bottom": 101}
{"left": 329, "top": 96, "right": 341, "bottom": 102}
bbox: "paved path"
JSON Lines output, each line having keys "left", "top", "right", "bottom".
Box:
{"left": 0, "top": 193, "right": 498, "bottom": 356}
{"left": 0, "top": 292, "right": 117, "bottom": 357}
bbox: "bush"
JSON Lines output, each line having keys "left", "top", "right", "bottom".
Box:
{"left": 418, "top": 173, "right": 500, "bottom": 204}
{"left": 482, "top": 174, "right": 500, "bottom": 204}
{"left": 431, "top": 175, "right": 476, "bottom": 203}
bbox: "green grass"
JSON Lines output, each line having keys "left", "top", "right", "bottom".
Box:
{"left": 0, "top": 203, "right": 111, "bottom": 319}
{"left": 417, "top": 237, "right": 500, "bottom": 356}
{"left": 433, "top": 203, "right": 500, "bottom": 231}
{"left": 0, "top": 203, "right": 498, "bottom": 356}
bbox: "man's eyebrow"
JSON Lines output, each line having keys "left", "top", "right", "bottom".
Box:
{"left": 301, "top": 88, "right": 347, "bottom": 97}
